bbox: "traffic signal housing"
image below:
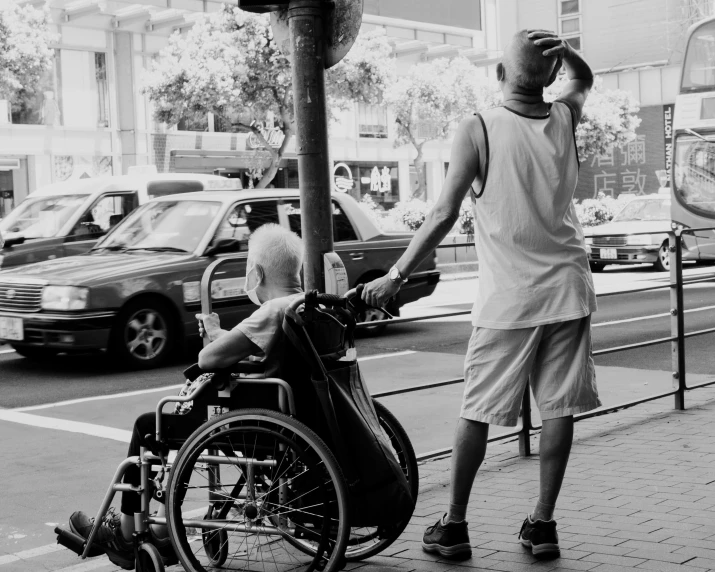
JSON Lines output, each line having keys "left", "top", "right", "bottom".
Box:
{"left": 236, "top": 0, "right": 289, "bottom": 13}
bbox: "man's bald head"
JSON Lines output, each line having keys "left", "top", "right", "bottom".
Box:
{"left": 500, "top": 30, "right": 560, "bottom": 91}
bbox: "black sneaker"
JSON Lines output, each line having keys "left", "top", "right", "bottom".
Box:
{"left": 518, "top": 515, "right": 560, "bottom": 559}
{"left": 422, "top": 515, "right": 472, "bottom": 559}
{"left": 69, "top": 508, "right": 134, "bottom": 570}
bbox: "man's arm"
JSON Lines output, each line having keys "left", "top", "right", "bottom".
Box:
{"left": 198, "top": 328, "right": 260, "bottom": 370}
{"left": 528, "top": 30, "right": 594, "bottom": 123}
{"left": 362, "top": 117, "right": 481, "bottom": 307}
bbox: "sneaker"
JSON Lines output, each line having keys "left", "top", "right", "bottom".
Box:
{"left": 422, "top": 514, "right": 472, "bottom": 559}
{"left": 69, "top": 508, "right": 134, "bottom": 570}
{"left": 518, "top": 515, "right": 560, "bottom": 559}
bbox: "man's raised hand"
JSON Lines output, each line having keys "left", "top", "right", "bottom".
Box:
{"left": 527, "top": 30, "right": 570, "bottom": 58}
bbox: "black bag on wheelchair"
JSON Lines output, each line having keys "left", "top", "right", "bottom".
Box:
{"left": 283, "top": 304, "right": 414, "bottom": 529}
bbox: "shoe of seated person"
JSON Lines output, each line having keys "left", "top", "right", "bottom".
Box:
{"left": 422, "top": 514, "right": 472, "bottom": 559}
{"left": 69, "top": 508, "right": 134, "bottom": 570}
{"left": 518, "top": 515, "right": 560, "bottom": 559}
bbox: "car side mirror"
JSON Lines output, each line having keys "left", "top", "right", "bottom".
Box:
{"left": 204, "top": 238, "right": 241, "bottom": 257}
{"left": 3, "top": 235, "right": 25, "bottom": 248}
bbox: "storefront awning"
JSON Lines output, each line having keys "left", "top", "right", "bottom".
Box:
{"left": 170, "top": 149, "right": 292, "bottom": 172}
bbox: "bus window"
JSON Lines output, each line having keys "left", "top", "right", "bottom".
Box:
{"left": 673, "top": 136, "right": 715, "bottom": 215}
{"left": 682, "top": 20, "right": 715, "bottom": 91}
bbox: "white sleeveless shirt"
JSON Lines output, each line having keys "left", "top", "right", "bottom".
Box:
{"left": 471, "top": 102, "right": 597, "bottom": 329}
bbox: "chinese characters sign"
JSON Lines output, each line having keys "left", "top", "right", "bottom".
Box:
{"left": 590, "top": 136, "right": 647, "bottom": 197}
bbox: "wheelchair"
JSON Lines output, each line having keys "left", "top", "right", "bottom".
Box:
{"left": 55, "top": 287, "right": 418, "bottom": 572}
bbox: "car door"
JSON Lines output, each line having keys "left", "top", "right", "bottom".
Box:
{"left": 278, "top": 199, "right": 365, "bottom": 285}
{"left": 63, "top": 192, "right": 139, "bottom": 257}
{"left": 196, "top": 199, "right": 282, "bottom": 331}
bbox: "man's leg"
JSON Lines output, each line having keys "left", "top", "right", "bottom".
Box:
{"left": 532, "top": 416, "right": 573, "bottom": 522}
{"left": 446, "top": 418, "right": 489, "bottom": 523}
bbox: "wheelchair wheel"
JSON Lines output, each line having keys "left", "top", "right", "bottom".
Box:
{"left": 136, "top": 542, "right": 165, "bottom": 572}
{"left": 277, "top": 400, "right": 419, "bottom": 562}
{"left": 343, "top": 400, "right": 419, "bottom": 560}
{"left": 165, "top": 409, "right": 350, "bottom": 572}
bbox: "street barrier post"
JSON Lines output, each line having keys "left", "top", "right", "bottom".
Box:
{"left": 669, "top": 231, "right": 686, "bottom": 410}
{"left": 518, "top": 381, "right": 532, "bottom": 457}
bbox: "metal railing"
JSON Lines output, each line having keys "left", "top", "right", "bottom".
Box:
{"left": 199, "top": 229, "right": 715, "bottom": 462}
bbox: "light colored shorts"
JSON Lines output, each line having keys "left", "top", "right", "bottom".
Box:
{"left": 461, "top": 315, "right": 600, "bottom": 427}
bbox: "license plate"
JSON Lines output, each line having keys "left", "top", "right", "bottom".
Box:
{"left": 0, "top": 317, "right": 23, "bottom": 341}
{"left": 600, "top": 248, "right": 617, "bottom": 260}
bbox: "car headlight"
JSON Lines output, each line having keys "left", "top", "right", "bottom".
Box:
{"left": 41, "top": 286, "right": 89, "bottom": 310}
{"left": 625, "top": 235, "right": 653, "bottom": 246}
{"left": 584, "top": 237, "right": 593, "bottom": 245}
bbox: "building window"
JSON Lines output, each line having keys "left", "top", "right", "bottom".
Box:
{"left": 358, "top": 103, "right": 388, "bottom": 139}
{"left": 58, "top": 49, "right": 111, "bottom": 128}
{"left": 558, "top": 0, "right": 582, "bottom": 51}
{"left": 11, "top": 50, "right": 61, "bottom": 126}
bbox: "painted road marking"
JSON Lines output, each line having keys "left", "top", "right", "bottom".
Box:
{"left": 56, "top": 558, "right": 111, "bottom": 571}
{"left": 0, "top": 410, "right": 131, "bottom": 443}
{"left": 13, "top": 351, "right": 416, "bottom": 412}
{"left": 1, "top": 350, "right": 419, "bottom": 442}
{"left": 0, "top": 543, "right": 65, "bottom": 566}
{"left": 593, "top": 304, "right": 715, "bottom": 328}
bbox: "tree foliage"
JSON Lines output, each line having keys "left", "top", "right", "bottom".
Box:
{"left": 0, "top": 3, "right": 56, "bottom": 103}
{"left": 143, "top": 6, "right": 393, "bottom": 187}
{"left": 545, "top": 75, "right": 641, "bottom": 160}
{"left": 386, "top": 57, "right": 500, "bottom": 198}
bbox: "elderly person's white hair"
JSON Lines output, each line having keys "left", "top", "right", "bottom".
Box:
{"left": 247, "top": 224, "right": 303, "bottom": 284}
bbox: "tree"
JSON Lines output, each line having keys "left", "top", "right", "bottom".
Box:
{"left": 545, "top": 75, "right": 641, "bottom": 160}
{"left": 143, "top": 6, "right": 393, "bottom": 188}
{"left": 386, "top": 57, "right": 501, "bottom": 199}
{"left": 0, "top": 3, "right": 56, "bottom": 107}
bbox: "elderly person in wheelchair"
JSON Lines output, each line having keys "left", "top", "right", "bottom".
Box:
{"left": 67, "top": 223, "right": 304, "bottom": 570}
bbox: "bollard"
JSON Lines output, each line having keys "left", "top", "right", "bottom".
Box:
{"left": 518, "top": 381, "right": 532, "bottom": 457}
{"left": 669, "top": 232, "right": 686, "bottom": 411}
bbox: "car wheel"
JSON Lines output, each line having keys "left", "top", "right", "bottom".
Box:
{"left": 589, "top": 262, "right": 605, "bottom": 273}
{"left": 11, "top": 346, "right": 59, "bottom": 360}
{"left": 111, "top": 299, "right": 176, "bottom": 369}
{"left": 357, "top": 307, "right": 388, "bottom": 336}
{"left": 654, "top": 241, "right": 670, "bottom": 272}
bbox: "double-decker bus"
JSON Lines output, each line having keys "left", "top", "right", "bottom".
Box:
{"left": 672, "top": 16, "right": 715, "bottom": 259}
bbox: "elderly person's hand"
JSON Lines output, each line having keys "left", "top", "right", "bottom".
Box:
{"left": 196, "top": 312, "right": 223, "bottom": 343}
{"left": 362, "top": 274, "right": 400, "bottom": 309}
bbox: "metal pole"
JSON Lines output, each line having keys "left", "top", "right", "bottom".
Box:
{"left": 518, "top": 380, "right": 532, "bottom": 457}
{"left": 288, "top": 0, "right": 333, "bottom": 292}
{"left": 669, "top": 232, "right": 686, "bottom": 410}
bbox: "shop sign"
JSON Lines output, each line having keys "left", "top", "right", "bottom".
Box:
{"left": 246, "top": 112, "right": 286, "bottom": 150}
{"left": 663, "top": 103, "right": 674, "bottom": 182}
{"left": 369, "top": 166, "right": 392, "bottom": 193}
{"left": 333, "top": 162, "right": 354, "bottom": 193}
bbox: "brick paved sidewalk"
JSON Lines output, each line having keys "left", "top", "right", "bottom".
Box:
{"left": 352, "top": 387, "right": 715, "bottom": 572}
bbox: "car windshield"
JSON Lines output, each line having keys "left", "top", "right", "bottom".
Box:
{"left": 95, "top": 199, "right": 221, "bottom": 253}
{"left": 0, "top": 194, "right": 90, "bottom": 238}
{"left": 612, "top": 199, "right": 671, "bottom": 222}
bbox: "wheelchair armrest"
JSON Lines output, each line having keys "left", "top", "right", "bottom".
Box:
{"left": 230, "top": 360, "right": 266, "bottom": 375}
{"left": 183, "top": 361, "right": 266, "bottom": 382}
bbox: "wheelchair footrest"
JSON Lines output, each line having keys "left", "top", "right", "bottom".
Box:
{"left": 55, "top": 526, "right": 94, "bottom": 557}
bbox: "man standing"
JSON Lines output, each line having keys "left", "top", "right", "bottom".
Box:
{"left": 362, "top": 30, "right": 601, "bottom": 560}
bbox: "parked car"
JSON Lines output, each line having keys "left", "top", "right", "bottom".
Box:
{"left": 585, "top": 191, "right": 697, "bottom": 272}
{"left": 0, "top": 173, "right": 239, "bottom": 270}
{"left": 0, "top": 190, "right": 440, "bottom": 368}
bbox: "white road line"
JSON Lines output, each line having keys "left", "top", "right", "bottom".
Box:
{"left": 15, "top": 384, "right": 184, "bottom": 412}
{"left": 56, "top": 558, "right": 112, "bottom": 571}
{"left": 0, "top": 347, "right": 14, "bottom": 354}
{"left": 0, "top": 410, "right": 131, "bottom": 443}
{"left": 14, "top": 352, "right": 415, "bottom": 412}
{"left": 593, "top": 304, "right": 715, "bottom": 328}
{"left": 359, "top": 350, "right": 416, "bottom": 361}
{"left": 0, "top": 543, "right": 65, "bottom": 566}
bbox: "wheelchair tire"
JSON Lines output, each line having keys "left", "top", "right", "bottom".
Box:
{"left": 276, "top": 400, "right": 419, "bottom": 562}
{"left": 165, "top": 409, "right": 350, "bottom": 572}
{"left": 342, "top": 400, "right": 419, "bottom": 561}
{"left": 201, "top": 509, "right": 228, "bottom": 567}
{"left": 136, "top": 542, "right": 165, "bottom": 572}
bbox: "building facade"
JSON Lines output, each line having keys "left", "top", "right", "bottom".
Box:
{"left": 0, "top": 0, "right": 499, "bottom": 218}
{"left": 498, "top": 0, "right": 712, "bottom": 200}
